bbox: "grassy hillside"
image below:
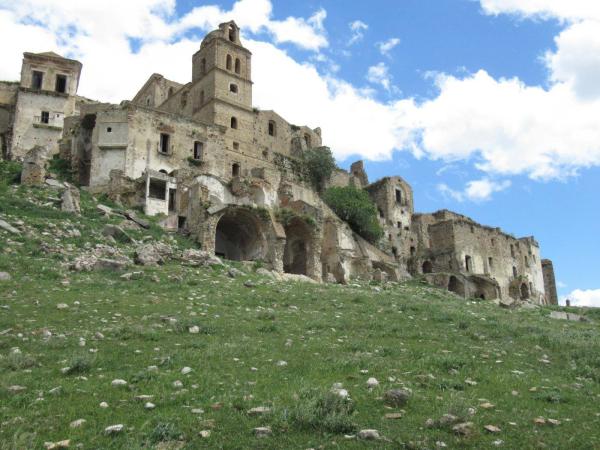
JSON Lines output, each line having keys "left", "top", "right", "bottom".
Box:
{"left": 1, "top": 162, "right": 600, "bottom": 449}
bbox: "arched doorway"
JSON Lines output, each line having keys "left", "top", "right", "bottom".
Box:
{"left": 215, "top": 209, "right": 266, "bottom": 261}
{"left": 448, "top": 275, "right": 465, "bottom": 297}
{"left": 422, "top": 260, "right": 433, "bottom": 274}
{"left": 283, "top": 218, "right": 312, "bottom": 275}
{"left": 520, "top": 283, "right": 530, "bottom": 300}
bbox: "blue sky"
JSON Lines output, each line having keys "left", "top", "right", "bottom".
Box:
{"left": 1, "top": 0, "right": 598, "bottom": 305}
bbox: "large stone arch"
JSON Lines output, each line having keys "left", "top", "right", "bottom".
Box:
{"left": 283, "top": 217, "right": 320, "bottom": 280}
{"left": 197, "top": 206, "right": 284, "bottom": 270}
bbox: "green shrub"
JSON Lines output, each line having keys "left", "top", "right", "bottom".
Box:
{"left": 286, "top": 389, "right": 356, "bottom": 434}
{"left": 323, "top": 186, "right": 383, "bottom": 243}
{"left": 303, "top": 146, "right": 336, "bottom": 192}
{"left": 48, "top": 156, "right": 75, "bottom": 183}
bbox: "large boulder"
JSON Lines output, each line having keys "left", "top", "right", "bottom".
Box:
{"left": 135, "top": 242, "right": 174, "bottom": 266}
{"left": 70, "top": 255, "right": 130, "bottom": 272}
{"left": 20, "top": 146, "right": 47, "bottom": 185}
{"left": 102, "top": 224, "right": 132, "bottom": 243}
{"left": 181, "top": 249, "right": 223, "bottom": 267}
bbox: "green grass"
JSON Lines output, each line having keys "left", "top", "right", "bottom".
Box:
{"left": 1, "top": 163, "right": 600, "bottom": 448}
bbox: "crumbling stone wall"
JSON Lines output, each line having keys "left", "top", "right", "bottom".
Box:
{"left": 542, "top": 259, "right": 559, "bottom": 305}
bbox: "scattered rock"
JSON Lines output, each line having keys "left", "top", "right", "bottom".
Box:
{"left": 533, "top": 417, "right": 546, "bottom": 425}
{"left": 484, "top": 425, "right": 501, "bottom": 433}
{"left": 104, "top": 424, "right": 124, "bottom": 435}
{"left": 188, "top": 326, "right": 200, "bottom": 334}
{"left": 0, "top": 219, "right": 20, "bottom": 235}
{"left": 384, "top": 413, "right": 404, "bottom": 420}
{"left": 144, "top": 402, "right": 156, "bottom": 410}
{"left": 199, "top": 430, "right": 211, "bottom": 438}
{"left": 135, "top": 242, "right": 173, "bottom": 266}
{"left": 275, "top": 360, "right": 287, "bottom": 367}
{"left": 383, "top": 389, "right": 411, "bottom": 407}
{"left": 111, "top": 379, "right": 128, "bottom": 387}
{"left": 366, "top": 377, "right": 379, "bottom": 388}
{"left": 547, "top": 419, "right": 561, "bottom": 426}
{"left": 452, "top": 422, "right": 474, "bottom": 437}
{"left": 244, "top": 280, "right": 256, "bottom": 288}
{"left": 253, "top": 427, "right": 272, "bottom": 438}
{"left": 99, "top": 402, "right": 109, "bottom": 408}
{"left": 43, "top": 440, "right": 70, "bottom": 449}
{"left": 61, "top": 186, "right": 80, "bottom": 214}
{"left": 56, "top": 303, "right": 69, "bottom": 310}
{"left": 0, "top": 272, "right": 11, "bottom": 281}
{"left": 70, "top": 419, "right": 86, "bottom": 428}
{"left": 97, "top": 204, "right": 112, "bottom": 216}
{"left": 102, "top": 224, "right": 132, "bottom": 243}
{"left": 181, "top": 367, "right": 192, "bottom": 375}
{"left": 549, "top": 311, "right": 587, "bottom": 322}
{"left": 228, "top": 267, "right": 244, "bottom": 278}
{"left": 7, "top": 385, "right": 26, "bottom": 394}
{"left": 248, "top": 406, "right": 271, "bottom": 416}
{"left": 357, "top": 429, "right": 380, "bottom": 440}
{"left": 124, "top": 210, "right": 150, "bottom": 229}
{"left": 182, "top": 249, "right": 223, "bottom": 267}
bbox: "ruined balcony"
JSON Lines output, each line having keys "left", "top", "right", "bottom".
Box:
{"left": 33, "top": 115, "right": 62, "bottom": 131}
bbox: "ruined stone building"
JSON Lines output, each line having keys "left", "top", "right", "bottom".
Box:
{"left": 0, "top": 21, "right": 559, "bottom": 305}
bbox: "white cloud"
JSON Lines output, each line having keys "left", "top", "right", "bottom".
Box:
{"left": 561, "top": 289, "right": 600, "bottom": 308}
{"left": 557, "top": 281, "right": 567, "bottom": 289}
{"left": 348, "top": 20, "right": 368, "bottom": 45}
{"left": 479, "top": 0, "right": 600, "bottom": 22}
{"left": 377, "top": 37, "right": 401, "bottom": 56}
{"left": 366, "top": 62, "right": 392, "bottom": 90}
{"left": 438, "top": 178, "right": 511, "bottom": 202}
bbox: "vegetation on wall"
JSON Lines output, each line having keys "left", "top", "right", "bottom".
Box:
{"left": 275, "top": 207, "right": 317, "bottom": 228}
{"left": 303, "top": 146, "right": 336, "bottom": 192}
{"left": 323, "top": 186, "right": 383, "bottom": 243}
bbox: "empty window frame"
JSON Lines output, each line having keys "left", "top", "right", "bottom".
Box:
{"left": 40, "top": 111, "right": 50, "bottom": 124}
{"left": 513, "top": 266, "right": 518, "bottom": 278}
{"left": 232, "top": 141, "right": 239, "bottom": 150}
{"left": 235, "top": 58, "right": 241, "bottom": 74}
{"left": 55, "top": 74, "right": 67, "bottom": 93}
{"left": 226, "top": 54, "right": 232, "bottom": 70}
{"left": 230, "top": 116, "right": 238, "bottom": 129}
{"left": 395, "top": 189, "right": 402, "bottom": 204}
{"left": 232, "top": 163, "right": 240, "bottom": 176}
{"left": 465, "top": 255, "right": 472, "bottom": 272}
{"left": 149, "top": 178, "right": 167, "bottom": 200}
{"left": 193, "top": 141, "right": 203, "bottom": 160}
{"left": 228, "top": 25, "right": 236, "bottom": 42}
{"left": 488, "top": 257, "right": 494, "bottom": 270}
{"left": 201, "top": 58, "right": 207, "bottom": 74}
{"left": 229, "top": 83, "right": 238, "bottom": 93}
{"left": 31, "top": 71, "right": 43, "bottom": 89}
{"left": 268, "top": 120, "right": 276, "bottom": 136}
{"left": 159, "top": 133, "right": 170, "bottom": 154}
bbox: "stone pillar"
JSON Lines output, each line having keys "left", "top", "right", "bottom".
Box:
{"left": 541, "top": 259, "right": 559, "bottom": 306}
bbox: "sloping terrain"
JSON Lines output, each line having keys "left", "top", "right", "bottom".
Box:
{"left": 1, "top": 162, "right": 599, "bottom": 449}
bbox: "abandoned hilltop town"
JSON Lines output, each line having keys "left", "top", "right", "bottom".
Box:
{"left": 0, "top": 21, "right": 558, "bottom": 306}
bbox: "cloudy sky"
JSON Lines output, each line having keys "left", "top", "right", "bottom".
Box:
{"left": 1, "top": 0, "right": 598, "bottom": 306}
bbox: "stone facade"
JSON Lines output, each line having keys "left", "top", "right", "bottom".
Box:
{"left": 0, "top": 22, "right": 557, "bottom": 302}
{"left": 0, "top": 51, "right": 94, "bottom": 161}
{"left": 542, "top": 259, "right": 559, "bottom": 305}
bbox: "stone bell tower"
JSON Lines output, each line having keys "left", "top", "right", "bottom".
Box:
{"left": 191, "top": 21, "right": 253, "bottom": 127}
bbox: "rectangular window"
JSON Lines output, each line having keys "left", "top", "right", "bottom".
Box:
{"left": 488, "top": 257, "right": 493, "bottom": 270}
{"left": 395, "top": 189, "right": 402, "bottom": 203}
{"left": 32, "top": 71, "right": 43, "bottom": 89}
{"left": 55, "top": 75, "right": 67, "bottom": 93}
{"left": 193, "top": 141, "right": 203, "bottom": 160}
{"left": 159, "top": 133, "right": 170, "bottom": 154}
{"left": 465, "top": 255, "right": 472, "bottom": 272}
{"left": 149, "top": 179, "right": 167, "bottom": 200}
{"left": 41, "top": 111, "right": 50, "bottom": 124}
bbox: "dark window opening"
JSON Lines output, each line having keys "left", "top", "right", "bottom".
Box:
{"left": 181, "top": 91, "right": 188, "bottom": 108}
{"left": 410, "top": 246, "right": 416, "bottom": 256}
{"left": 230, "top": 117, "right": 238, "bottom": 129}
{"left": 304, "top": 133, "right": 311, "bottom": 148}
{"left": 513, "top": 266, "right": 518, "bottom": 278}
{"left": 378, "top": 208, "right": 384, "bottom": 219}
{"left": 40, "top": 111, "right": 50, "bottom": 124}
{"left": 262, "top": 149, "right": 269, "bottom": 159}
{"left": 232, "top": 163, "right": 240, "bottom": 177}
{"left": 524, "top": 256, "right": 529, "bottom": 267}
{"left": 193, "top": 141, "right": 203, "bottom": 160}
{"left": 226, "top": 54, "right": 232, "bottom": 70}
{"left": 107, "top": 127, "right": 112, "bottom": 133}
{"left": 233, "top": 141, "right": 239, "bottom": 150}
{"left": 32, "top": 71, "right": 43, "bottom": 90}
{"left": 470, "top": 225, "right": 475, "bottom": 233}
{"left": 395, "top": 189, "right": 402, "bottom": 203}
{"left": 397, "top": 221, "right": 401, "bottom": 228}
{"left": 159, "top": 133, "right": 170, "bottom": 154}
{"left": 55, "top": 74, "right": 67, "bottom": 93}
{"left": 388, "top": 234, "right": 392, "bottom": 241}
{"left": 510, "top": 244, "right": 515, "bottom": 258}
{"left": 178, "top": 216, "right": 187, "bottom": 229}
{"left": 149, "top": 179, "right": 167, "bottom": 199}
{"left": 520, "top": 283, "right": 530, "bottom": 300}
{"left": 491, "top": 238, "right": 496, "bottom": 246}
{"left": 168, "top": 87, "right": 174, "bottom": 97}
{"left": 168, "top": 188, "right": 177, "bottom": 212}
{"left": 488, "top": 257, "right": 494, "bottom": 270}
{"left": 199, "top": 90, "right": 205, "bottom": 105}
{"left": 465, "top": 255, "right": 472, "bottom": 272}
{"left": 201, "top": 58, "right": 206, "bottom": 74}
{"left": 228, "top": 25, "right": 236, "bottom": 42}
{"left": 422, "top": 260, "right": 433, "bottom": 274}
{"left": 268, "top": 120, "right": 276, "bottom": 136}
{"left": 235, "top": 58, "right": 241, "bottom": 74}
{"left": 229, "top": 83, "right": 238, "bottom": 93}
{"left": 392, "top": 247, "right": 398, "bottom": 257}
